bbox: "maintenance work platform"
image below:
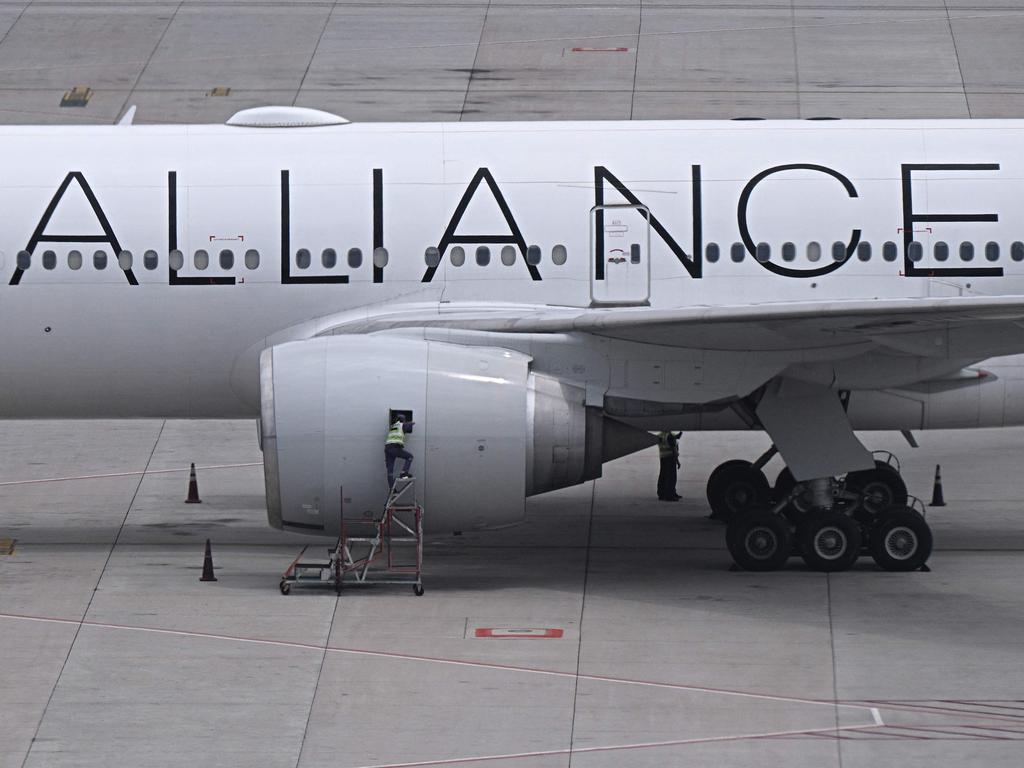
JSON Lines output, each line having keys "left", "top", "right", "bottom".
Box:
{"left": 280, "top": 478, "right": 425, "bottom": 596}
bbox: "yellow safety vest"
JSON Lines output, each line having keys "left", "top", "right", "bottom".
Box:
{"left": 657, "top": 432, "right": 674, "bottom": 458}
{"left": 386, "top": 421, "right": 405, "bottom": 446}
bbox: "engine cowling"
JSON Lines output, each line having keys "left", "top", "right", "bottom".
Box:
{"left": 260, "top": 335, "right": 656, "bottom": 535}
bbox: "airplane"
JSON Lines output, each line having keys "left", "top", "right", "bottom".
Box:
{"left": 2, "top": 105, "right": 1024, "bottom": 575}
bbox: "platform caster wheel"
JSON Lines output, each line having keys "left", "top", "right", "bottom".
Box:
{"left": 846, "top": 461, "right": 908, "bottom": 515}
{"left": 279, "top": 580, "right": 291, "bottom": 595}
{"left": 797, "top": 512, "right": 861, "bottom": 572}
{"left": 707, "top": 461, "right": 770, "bottom": 521}
{"left": 726, "top": 511, "right": 792, "bottom": 571}
{"left": 869, "top": 509, "right": 933, "bottom": 571}
{"left": 414, "top": 584, "right": 425, "bottom": 596}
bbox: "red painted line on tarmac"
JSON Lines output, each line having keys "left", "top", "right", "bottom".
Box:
{"left": 855, "top": 727, "right": 929, "bottom": 740}
{"left": 0, "top": 612, "right": 878, "bottom": 718}
{"left": 890, "top": 725, "right": 1010, "bottom": 740}
{"left": 955, "top": 723, "right": 1024, "bottom": 736}
{"left": 0, "top": 462, "right": 262, "bottom": 487}
{"left": 937, "top": 699, "right": 1024, "bottom": 714}
{"left": 849, "top": 700, "right": 1024, "bottom": 724}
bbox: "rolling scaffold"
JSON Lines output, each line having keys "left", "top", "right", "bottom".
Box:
{"left": 279, "top": 477, "right": 424, "bottom": 596}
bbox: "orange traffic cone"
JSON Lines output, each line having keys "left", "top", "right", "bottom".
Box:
{"left": 185, "top": 462, "right": 202, "bottom": 504}
{"left": 930, "top": 464, "right": 946, "bottom": 507}
{"left": 199, "top": 538, "right": 217, "bottom": 582}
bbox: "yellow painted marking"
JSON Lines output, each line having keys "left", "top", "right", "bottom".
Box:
{"left": 0, "top": 538, "right": 15, "bottom": 555}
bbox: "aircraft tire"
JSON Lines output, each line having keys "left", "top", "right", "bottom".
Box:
{"left": 706, "top": 460, "right": 754, "bottom": 517}
{"left": 708, "top": 462, "right": 770, "bottom": 521}
{"left": 869, "top": 509, "right": 933, "bottom": 572}
{"left": 726, "top": 511, "right": 792, "bottom": 571}
{"left": 798, "top": 512, "right": 862, "bottom": 572}
{"left": 846, "top": 461, "right": 908, "bottom": 515}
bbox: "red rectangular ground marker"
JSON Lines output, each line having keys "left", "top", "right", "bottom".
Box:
{"left": 475, "top": 628, "right": 564, "bottom": 639}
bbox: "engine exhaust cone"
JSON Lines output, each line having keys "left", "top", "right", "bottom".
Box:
{"left": 185, "top": 462, "right": 202, "bottom": 504}
{"left": 199, "top": 538, "right": 217, "bottom": 582}
{"left": 930, "top": 464, "right": 946, "bottom": 507}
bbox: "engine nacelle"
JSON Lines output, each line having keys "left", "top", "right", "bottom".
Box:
{"left": 260, "top": 336, "right": 656, "bottom": 535}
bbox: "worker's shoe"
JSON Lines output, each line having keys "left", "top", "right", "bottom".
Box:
{"left": 399, "top": 472, "right": 414, "bottom": 479}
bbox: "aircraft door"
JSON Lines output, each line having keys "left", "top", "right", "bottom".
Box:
{"left": 590, "top": 204, "right": 650, "bottom": 306}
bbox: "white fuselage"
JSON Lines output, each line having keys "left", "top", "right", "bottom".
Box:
{"left": 1, "top": 119, "right": 1024, "bottom": 419}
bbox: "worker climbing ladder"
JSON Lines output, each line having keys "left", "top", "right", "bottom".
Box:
{"left": 279, "top": 477, "right": 424, "bottom": 596}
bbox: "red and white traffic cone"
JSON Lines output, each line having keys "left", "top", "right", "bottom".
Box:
{"left": 199, "top": 538, "right": 217, "bottom": 582}
{"left": 185, "top": 462, "right": 202, "bottom": 504}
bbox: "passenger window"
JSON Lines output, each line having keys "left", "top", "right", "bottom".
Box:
{"left": 986, "top": 241, "right": 1000, "bottom": 261}
{"left": 322, "top": 248, "right": 337, "bottom": 269}
{"left": 194, "top": 249, "right": 209, "bottom": 270}
{"left": 295, "top": 248, "right": 310, "bottom": 269}
{"left": 42, "top": 250, "right": 56, "bottom": 270}
{"left": 934, "top": 241, "right": 949, "bottom": 262}
{"left": 526, "top": 245, "right": 542, "bottom": 266}
{"left": 730, "top": 243, "right": 745, "bottom": 262}
{"left": 882, "top": 241, "right": 897, "bottom": 262}
{"left": 857, "top": 241, "right": 871, "bottom": 261}
{"left": 959, "top": 242, "right": 974, "bottom": 261}
{"left": 424, "top": 246, "right": 440, "bottom": 267}
{"left": 908, "top": 242, "right": 923, "bottom": 262}
{"left": 476, "top": 245, "right": 490, "bottom": 266}
{"left": 68, "top": 250, "right": 82, "bottom": 270}
{"left": 118, "top": 250, "right": 133, "bottom": 270}
{"left": 552, "top": 244, "right": 567, "bottom": 265}
{"left": 245, "top": 249, "right": 260, "bottom": 270}
{"left": 501, "top": 245, "right": 516, "bottom": 266}
{"left": 782, "top": 242, "right": 796, "bottom": 262}
{"left": 372, "top": 247, "right": 388, "bottom": 268}
{"left": 220, "top": 249, "right": 234, "bottom": 270}
{"left": 705, "top": 243, "right": 720, "bottom": 263}
{"left": 169, "top": 249, "right": 184, "bottom": 271}
{"left": 807, "top": 242, "right": 821, "bottom": 262}
{"left": 93, "top": 249, "right": 107, "bottom": 270}
{"left": 16, "top": 250, "right": 30, "bottom": 270}
{"left": 1013, "top": 242, "right": 1024, "bottom": 262}
{"left": 143, "top": 250, "right": 158, "bottom": 270}
{"left": 755, "top": 242, "right": 770, "bottom": 263}
{"left": 450, "top": 246, "right": 465, "bottom": 266}
{"left": 832, "top": 241, "right": 846, "bottom": 261}
{"left": 347, "top": 247, "right": 362, "bottom": 268}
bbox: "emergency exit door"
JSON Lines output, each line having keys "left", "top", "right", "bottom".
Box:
{"left": 590, "top": 204, "right": 650, "bottom": 306}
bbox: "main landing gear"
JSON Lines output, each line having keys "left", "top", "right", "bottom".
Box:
{"left": 710, "top": 451, "right": 933, "bottom": 573}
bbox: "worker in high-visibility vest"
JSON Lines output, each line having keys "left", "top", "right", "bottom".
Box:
{"left": 656, "top": 431, "right": 682, "bottom": 501}
{"left": 385, "top": 414, "right": 415, "bottom": 489}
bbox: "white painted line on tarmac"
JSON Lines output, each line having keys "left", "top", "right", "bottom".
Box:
{"left": 347, "top": 724, "right": 885, "bottom": 768}
{"left": 0, "top": 612, "right": 879, "bottom": 717}
{"left": 872, "top": 707, "right": 884, "bottom": 726}
{"left": 0, "top": 462, "right": 262, "bottom": 487}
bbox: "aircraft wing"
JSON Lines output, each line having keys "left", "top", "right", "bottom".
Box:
{"left": 324, "top": 295, "right": 1024, "bottom": 359}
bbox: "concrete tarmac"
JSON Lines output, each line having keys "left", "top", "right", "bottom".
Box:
{"left": 2, "top": 420, "right": 1023, "bottom": 767}
{"left": 3, "top": 1, "right": 1024, "bottom": 124}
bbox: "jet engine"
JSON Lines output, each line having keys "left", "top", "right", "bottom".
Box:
{"left": 260, "top": 335, "right": 655, "bottom": 535}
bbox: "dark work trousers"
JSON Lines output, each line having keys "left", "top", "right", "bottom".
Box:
{"left": 658, "top": 457, "right": 678, "bottom": 500}
{"left": 385, "top": 443, "right": 414, "bottom": 489}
